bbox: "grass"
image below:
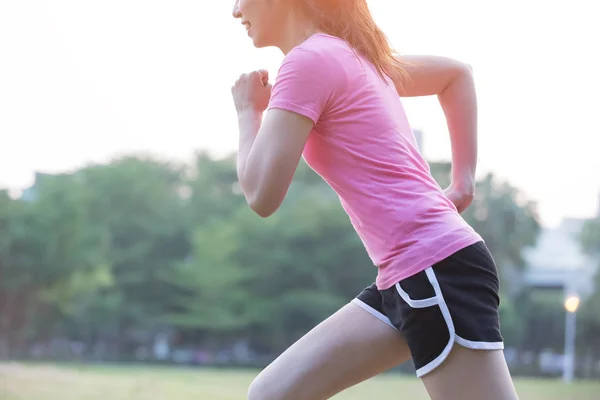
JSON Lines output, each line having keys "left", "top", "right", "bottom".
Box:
{"left": 0, "top": 362, "right": 599, "bottom": 399}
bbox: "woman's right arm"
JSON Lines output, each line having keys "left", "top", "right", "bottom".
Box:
{"left": 394, "top": 55, "right": 478, "bottom": 212}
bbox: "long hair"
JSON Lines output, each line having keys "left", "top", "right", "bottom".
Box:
{"left": 299, "top": 0, "right": 409, "bottom": 86}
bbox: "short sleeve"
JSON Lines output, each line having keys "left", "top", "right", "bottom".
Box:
{"left": 267, "top": 48, "right": 333, "bottom": 125}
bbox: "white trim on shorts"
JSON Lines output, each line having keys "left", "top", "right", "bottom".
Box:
{"left": 350, "top": 298, "right": 396, "bottom": 329}
{"left": 353, "top": 267, "right": 504, "bottom": 378}
{"left": 409, "top": 268, "right": 504, "bottom": 378}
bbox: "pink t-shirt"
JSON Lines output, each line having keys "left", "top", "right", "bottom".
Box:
{"left": 267, "top": 33, "right": 482, "bottom": 290}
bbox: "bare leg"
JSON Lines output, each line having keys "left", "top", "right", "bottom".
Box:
{"left": 422, "top": 346, "right": 519, "bottom": 400}
{"left": 247, "top": 302, "right": 411, "bottom": 400}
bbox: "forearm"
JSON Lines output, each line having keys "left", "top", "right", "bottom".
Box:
{"left": 438, "top": 66, "right": 478, "bottom": 190}
{"left": 236, "top": 110, "right": 262, "bottom": 194}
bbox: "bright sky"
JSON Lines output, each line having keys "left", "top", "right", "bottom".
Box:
{"left": 0, "top": 0, "right": 598, "bottom": 227}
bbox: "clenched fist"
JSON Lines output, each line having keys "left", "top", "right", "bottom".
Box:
{"left": 444, "top": 182, "right": 475, "bottom": 214}
{"left": 231, "top": 69, "right": 272, "bottom": 114}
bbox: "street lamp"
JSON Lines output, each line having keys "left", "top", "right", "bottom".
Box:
{"left": 563, "top": 294, "right": 580, "bottom": 383}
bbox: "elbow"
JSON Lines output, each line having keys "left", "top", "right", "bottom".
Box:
{"left": 448, "top": 61, "right": 472, "bottom": 83}
{"left": 247, "top": 193, "right": 279, "bottom": 218}
{"left": 458, "top": 62, "right": 474, "bottom": 78}
{"left": 450, "top": 57, "right": 472, "bottom": 72}
{"left": 458, "top": 59, "right": 473, "bottom": 72}
{"left": 440, "top": 62, "right": 474, "bottom": 96}
{"left": 250, "top": 202, "right": 276, "bottom": 218}
{"left": 241, "top": 177, "right": 288, "bottom": 218}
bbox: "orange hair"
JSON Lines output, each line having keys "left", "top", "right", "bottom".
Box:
{"left": 300, "top": 0, "right": 408, "bottom": 86}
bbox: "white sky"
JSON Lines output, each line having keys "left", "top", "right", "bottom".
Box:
{"left": 0, "top": 0, "right": 598, "bottom": 227}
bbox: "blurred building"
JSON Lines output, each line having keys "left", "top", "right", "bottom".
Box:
{"left": 522, "top": 194, "right": 600, "bottom": 298}
{"left": 523, "top": 218, "right": 597, "bottom": 297}
{"left": 413, "top": 129, "right": 424, "bottom": 153}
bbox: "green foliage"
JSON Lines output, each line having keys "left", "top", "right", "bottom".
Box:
{"left": 0, "top": 153, "right": 545, "bottom": 359}
{"left": 578, "top": 217, "right": 600, "bottom": 354}
{"left": 581, "top": 218, "right": 600, "bottom": 257}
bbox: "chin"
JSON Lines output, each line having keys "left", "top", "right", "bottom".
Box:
{"left": 251, "top": 37, "right": 269, "bottom": 48}
{"left": 248, "top": 32, "right": 274, "bottom": 49}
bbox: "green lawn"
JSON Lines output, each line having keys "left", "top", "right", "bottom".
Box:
{"left": 0, "top": 363, "right": 598, "bottom": 399}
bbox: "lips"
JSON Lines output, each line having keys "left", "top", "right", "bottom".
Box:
{"left": 241, "top": 20, "right": 251, "bottom": 31}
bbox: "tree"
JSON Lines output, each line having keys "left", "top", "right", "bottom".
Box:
{"left": 578, "top": 217, "right": 600, "bottom": 360}
{"left": 0, "top": 190, "right": 24, "bottom": 356}
{"left": 187, "top": 151, "right": 247, "bottom": 224}
{"left": 0, "top": 175, "right": 108, "bottom": 356}
{"left": 581, "top": 218, "right": 600, "bottom": 256}
{"left": 165, "top": 156, "right": 374, "bottom": 352}
{"left": 72, "top": 156, "right": 191, "bottom": 356}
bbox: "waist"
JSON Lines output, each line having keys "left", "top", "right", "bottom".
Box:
{"left": 346, "top": 201, "right": 482, "bottom": 287}
{"left": 375, "top": 230, "right": 483, "bottom": 290}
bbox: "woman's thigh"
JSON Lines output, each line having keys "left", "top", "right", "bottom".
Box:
{"left": 247, "top": 301, "right": 411, "bottom": 400}
{"left": 422, "top": 346, "right": 519, "bottom": 400}
{"left": 380, "top": 241, "right": 519, "bottom": 399}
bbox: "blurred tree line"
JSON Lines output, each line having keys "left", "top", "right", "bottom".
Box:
{"left": 579, "top": 216, "right": 600, "bottom": 361}
{"left": 0, "top": 152, "right": 598, "bottom": 374}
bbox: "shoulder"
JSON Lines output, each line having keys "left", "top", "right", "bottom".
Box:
{"left": 268, "top": 34, "right": 352, "bottom": 124}
{"left": 279, "top": 34, "right": 349, "bottom": 77}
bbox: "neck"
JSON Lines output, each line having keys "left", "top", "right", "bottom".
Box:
{"left": 276, "top": 14, "right": 320, "bottom": 54}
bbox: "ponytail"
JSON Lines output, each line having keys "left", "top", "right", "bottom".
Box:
{"left": 300, "top": 0, "right": 408, "bottom": 86}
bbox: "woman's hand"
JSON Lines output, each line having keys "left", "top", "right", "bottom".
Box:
{"left": 444, "top": 181, "right": 475, "bottom": 214}
{"left": 231, "top": 69, "right": 271, "bottom": 114}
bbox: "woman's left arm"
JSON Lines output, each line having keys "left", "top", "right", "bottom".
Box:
{"left": 232, "top": 49, "right": 333, "bottom": 218}
{"left": 236, "top": 106, "right": 313, "bottom": 218}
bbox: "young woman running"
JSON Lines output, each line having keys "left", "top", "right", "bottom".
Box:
{"left": 230, "top": 0, "right": 520, "bottom": 399}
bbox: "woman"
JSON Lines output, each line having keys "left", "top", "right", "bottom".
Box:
{"left": 230, "top": 0, "right": 520, "bottom": 399}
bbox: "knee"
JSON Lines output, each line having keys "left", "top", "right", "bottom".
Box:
{"left": 247, "top": 373, "right": 268, "bottom": 400}
{"left": 247, "top": 372, "right": 283, "bottom": 400}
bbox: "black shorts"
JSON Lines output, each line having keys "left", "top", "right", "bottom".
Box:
{"left": 353, "top": 241, "right": 504, "bottom": 378}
